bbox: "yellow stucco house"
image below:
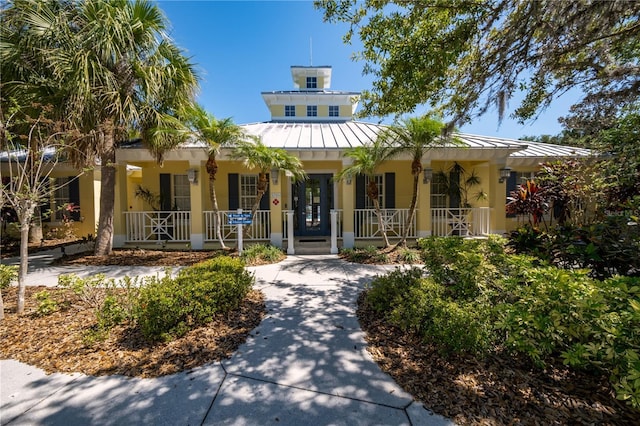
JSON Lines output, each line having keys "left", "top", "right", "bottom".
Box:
{"left": 56, "top": 65, "right": 592, "bottom": 254}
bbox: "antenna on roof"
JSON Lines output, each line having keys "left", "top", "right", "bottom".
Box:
{"left": 310, "top": 37, "right": 313, "bottom": 66}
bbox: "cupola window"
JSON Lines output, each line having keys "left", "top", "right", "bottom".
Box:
{"left": 306, "top": 76, "right": 317, "bottom": 89}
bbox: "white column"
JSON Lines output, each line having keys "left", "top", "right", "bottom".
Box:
{"left": 287, "top": 211, "right": 295, "bottom": 255}
{"left": 237, "top": 208, "right": 243, "bottom": 254}
{"left": 330, "top": 210, "right": 338, "bottom": 254}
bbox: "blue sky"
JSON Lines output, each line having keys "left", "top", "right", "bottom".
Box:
{"left": 158, "top": 0, "right": 574, "bottom": 140}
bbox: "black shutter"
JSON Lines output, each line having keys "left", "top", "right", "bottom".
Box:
{"left": 384, "top": 173, "right": 395, "bottom": 208}
{"left": 449, "top": 171, "right": 461, "bottom": 208}
{"left": 68, "top": 177, "right": 80, "bottom": 221}
{"left": 506, "top": 171, "right": 518, "bottom": 218}
{"left": 228, "top": 173, "right": 239, "bottom": 210}
{"left": 355, "top": 175, "right": 366, "bottom": 209}
{"left": 259, "top": 175, "right": 270, "bottom": 210}
{"left": 159, "top": 174, "right": 172, "bottom": 210}
{"left": 40, "top": 178, "right": 51, "bottom": 222}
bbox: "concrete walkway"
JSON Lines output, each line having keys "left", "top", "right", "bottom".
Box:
{"left": 1, "top": 252, "right": 454, "bottom": 425}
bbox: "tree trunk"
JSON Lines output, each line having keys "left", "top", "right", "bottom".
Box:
{"left": 17, "top": 216, "right": 30, "bottom": 315}
{"left": 209, "top": 176, "right": 227, "bottom": 249}
{"left": 250, "top": 172, "right": 269, "bottom": 219}
{"left": 0, "top": 287, "right": 4, "bottom": 320}
{"left": 94, "top": 125, "right": 117, "bottom": 256}
{"left": 373, "top": 198, "right": 391, "bottom": 248}
{"left": 206, "top": 156, "right": 226, "bottom": 248}
{"left": 396, "top": 172, "right": 421, "bottom": 249}
{"left": 29, "top": 208, "right": 43, "bottom": 243}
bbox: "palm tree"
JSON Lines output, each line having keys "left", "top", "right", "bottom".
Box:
{"left": 185, "top": 105, "right": 246, "bottom": 248}
{"left": 1, "top": 0, "right": 199, "bottom": 256}
{"left": 230, "top": 136, "right": 307, "bottom": 218}
{"left": 377, "top": 115, "right": 446, "bottom": 248}
{"left": 335, "top": 137, "right": 398, "bottom": 248}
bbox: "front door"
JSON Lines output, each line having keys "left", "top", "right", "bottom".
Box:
{"left": 294, "top": 174, "right": 333, "bottom": 236}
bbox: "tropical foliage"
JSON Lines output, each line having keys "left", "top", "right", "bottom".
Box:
{"left": 335, "top": 136, "right": 398, "bottom": 248}
{"left": 377, "top": 115, "right": 447, "bottom": 247}
{"left": 230, "top": 136, "right": 307, "bottom": 218}
{"left": 1, "top": 0, "right": 199, "bottom": 255}
{"left": 316, "top": 1, "right": 640, "bottom": 130}
{"left": 185, "top": 105, "right": 246, "bottom": 248}
{"left": 365, "top": 236, "right": 640, "bottom": 409}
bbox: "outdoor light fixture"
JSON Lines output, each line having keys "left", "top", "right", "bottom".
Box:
{"left": 271, "top": 169, "right": 279, "bottom": 185}
{"left": 422, "top": 168, "right": 433, "bottom": 184}
{"left": 187, "top": 168, "right": 198, "bottom": 184}
{"left": 346, "top": 175, "right": 352, "bottom": 185}
{"left": 499, "top": 167, "right": 512, "bottom": 183}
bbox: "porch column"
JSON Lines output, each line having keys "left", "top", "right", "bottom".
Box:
{"left": 341, "top": 159, "right": 355, "bottom": 248}
{"left": 112, "top": 163, "right": 128, "bottom": 248}
{"left": 189, "top": 161, "right": 204, "bottom": 249}
{"left": 417, "top": 162, "right": 432, "bottom": 238}
{"left": 269, "top": 170, "right": 283, "bottom": 248}
{"left": 489, "top": 161, "right": 508, "bottom": 236}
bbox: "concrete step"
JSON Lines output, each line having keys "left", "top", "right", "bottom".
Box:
{"left": 291, "top": 238, "right": 333, "bottom": 255}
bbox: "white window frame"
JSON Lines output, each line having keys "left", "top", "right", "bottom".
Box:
{"left": 307, "top": 105, "right": 318, "bottom": 117}
{"left": 285, "top": 105, "right": 295, "bottom": 117}
{"left": 431, "top": 173, "right": 448, "bottom": 209}
{"left": 240, "top": 174, "right": 258, "bottom": 211}
{"left": 306, "top": 76, "right": 317, "bottom": 89}
{"left": 364, "top": 175, "right": 384, "bottom": 209}
{"left": 329, "top": 105, "right": 339, "bottom": 117}
{"left": 52, "top": 177, "right": 71, "bottom": 220}
{"left": 173, "top": 174, "right": 191, "bottom": 211}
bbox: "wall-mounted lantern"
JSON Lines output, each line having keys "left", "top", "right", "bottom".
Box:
{"left": 187, "top": 168, "right": 198, "bottom": 184}
{"left": 422, "top": 168, "right": 433, "bottom": 184}
{"left": 271, "top": 169, "right": 279, "bottom": 185}
{"left": 499, "top": 167, "right": 512, "bottom": 183}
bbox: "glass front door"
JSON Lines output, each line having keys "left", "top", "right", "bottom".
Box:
{"left": 294, "top": 174, "right": 333, "bottom": 236}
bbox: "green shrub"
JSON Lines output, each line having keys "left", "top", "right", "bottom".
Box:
{"left": 397, "top": 247, "right": 421, "bottom": 264}
{"left": 34, "top": 290, "right": 58, "bottom": 316}
{"left": 366, "top": 267, "right": 493, "bottom": 354}
{"left": 0, "top": 264, "right": 18, "bottom": 289}
{"left": 508, "top": 217, "right": 640, "bottom": 279}
{"left": 137, "top": 256, "right": 254, "bottom": 341}
{"left": 418, "top": 236, "right": 503, "bottom": 300}
{"left": 241, "top": 243, "right": 284, "bottom": 264}
{"left": 561, "top": 276, "right": 640, "bottom": 408}
{"left": 425, "top": 298, "right": 493, "bottom": 354}
{"left": 366, "top": 267, "right": 426, "bottom": 313}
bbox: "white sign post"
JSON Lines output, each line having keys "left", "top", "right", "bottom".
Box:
{"left": 228, "top": 208, "right": 253, "bottom": 255}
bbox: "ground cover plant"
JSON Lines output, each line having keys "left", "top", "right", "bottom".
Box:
{"left": 0, "top": 256, "right": 265, "bottom": 377}
{"left": 339, "top": 245, "right": 422, "bottom": 264}
{"left": 359, "top": 236, "right": 640, "bottom": 424}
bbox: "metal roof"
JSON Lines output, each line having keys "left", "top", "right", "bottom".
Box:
{"left": 117, "top": 121, "right": 594, "bottom": 165}
{"left": 239, "top": 121, "right": 593, "bottom": 162}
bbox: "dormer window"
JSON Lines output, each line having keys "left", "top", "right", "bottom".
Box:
{"left": 285, "top": 105, "right": 296, "bottom": 117}
{"left": 307, "top": 105, "right": 317, "bottom": 117}
{"left": 329, "top": 105, "right": 340, "bottom": 117}
{"left": 306, "top": 76, "right": 317, "bottom": 89}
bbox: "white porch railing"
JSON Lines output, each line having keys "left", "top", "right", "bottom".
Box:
{"left": 354, "top": 208, "right": 417, "bottom": 239}
{"left": 124, "top": 211, "right": 191, "bottom": 242}
{"left": 431, "top": 207, "right": 491, "bottom": 237}
{"left": 204, "top": 210, "right": 270, "bottom": 241}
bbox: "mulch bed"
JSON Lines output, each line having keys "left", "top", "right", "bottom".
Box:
{"left": 357, "top": 291, "right": 640, "bottom": 425}
{"left": 51, "top": 248, "right": 226, "bottom": 267}
{"left": 0, "top": 286, "right": 265, "bottom": 378}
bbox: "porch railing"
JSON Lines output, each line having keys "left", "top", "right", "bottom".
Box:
{"left": 124, "top": 211, "right": 191, "bottom": 242}
{"left": 431, "top": 207, "right": 490, "bottom": 237}
{"left": 354, "top": 208, "right": 416, "bottom": 239}
{"left": 204, "top": 210, "right": 270, "bottom": 241}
